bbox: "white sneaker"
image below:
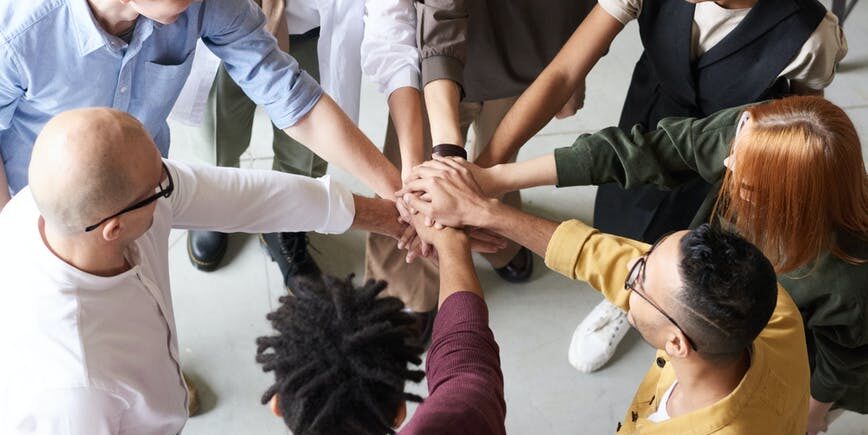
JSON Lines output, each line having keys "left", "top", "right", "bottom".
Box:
{"left": 568, "top": 299, "right": 629, "bottom": 373}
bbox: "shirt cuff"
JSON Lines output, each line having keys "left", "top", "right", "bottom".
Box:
{"left": 811, "top": 371, "right": 847, "bottom": 404}
{"left": 422, "top": 55, "right": 465, "bottom": 91}
{"left": 316, "top": 175, "right": 356, "bottom": 234}
{"left": 544, "top": 220, "right": 597, "bottom": 280}
{"left": 384, "top": 70, "right": 422, "bottom": 97}
{"left": 267, "top": 70, "right": 324, "bottom": 130}
{"left": 597, "top": 0, "right": 637, "bottom": 25}
{"left": 544, "top": 220, "right": 635, "bottom": 311}
{"left": 554, "top": 138, "right": 596, "bottom": 188}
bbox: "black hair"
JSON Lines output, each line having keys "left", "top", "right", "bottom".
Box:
{"left": 255, "top": 275, "right": 425, "bottom": 435}
{"left": 677, "top": 224, "right": 778, "bottom": 361}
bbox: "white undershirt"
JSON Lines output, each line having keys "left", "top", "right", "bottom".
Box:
{"left": 647, "top": 381, "right": 678, "bottom": 423}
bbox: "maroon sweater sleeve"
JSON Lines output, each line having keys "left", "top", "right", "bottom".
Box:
{"left": 399, "top": 292, "right": 506, "bottom": 435}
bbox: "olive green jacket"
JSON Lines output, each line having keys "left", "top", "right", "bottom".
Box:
{"left": 554, "top": 104, "right": 868, "bottom": 412}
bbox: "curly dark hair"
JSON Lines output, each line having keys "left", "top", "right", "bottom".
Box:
{"left": 256, "top": 275, "right": 425, "bottom": 434}
{"left": 677, "top": 224, "right": 778, "bottom": 361}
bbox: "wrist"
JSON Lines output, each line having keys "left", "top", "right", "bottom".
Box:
{"left": 433, "top": 230, "right": 471, "bottom": 252}
{"left": 485, "top": 164, "right": 509, "bottom": 196}
{"left": 471, "top": 197, "right": 504, "bottom": 229}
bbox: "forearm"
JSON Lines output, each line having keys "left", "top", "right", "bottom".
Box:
{"left": 485, "top": 154, "right": 558, "bottom": 196}
{"left": 0, "top": 159, "right": 10, "bottom": 210}
{"left": 481, "top": 5, "right": 623, "bottom": 165}
{"left": 475, "top": 200, "right": 559, "bottom": 259}
{"left": 791, "top": 81, "right": 824, "bottom": 96}
{"left": 351, "top": 195, "right": 403, "bottom": 239}
{"left": 424, "top": 79, "right": 464, "bottom": 146}
{"left": 388, "top": 87, "right": 426, "bottom": 174}
{"left": 260, "top": 0, "right": 289, "bottom": 53}
{"left": 259, "top": 0, "right": 285, "bottom": 33}
{"left": 285, "top": 94, "right": 402, "bottom": 198}
{"left": 168, "top": 160, "right": 354, "bottom": 234}
{"left": 434, "top": 232, "right": 482, "bottom": 307}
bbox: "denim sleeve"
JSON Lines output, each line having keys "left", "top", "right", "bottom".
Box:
{"left": 0, "top": 43, "right": 24, "bottom": 132}
{"left": 199, "top": 0, "right": 323, "bottom": 129}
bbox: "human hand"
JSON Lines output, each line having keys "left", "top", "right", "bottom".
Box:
{"left": 401, "top": 210, "right": 507, "bottom": 264}
{"left": 555, "top": 80, "right": 586, "bottom": 119}
{"left": 407, "top": 156, "right": 505, "bottom": 198}
{"left": 806, "top": 397, "right": 834, "bottom": 435}
{"left": 397, "top": 156, "right": 497, "bottom": 229}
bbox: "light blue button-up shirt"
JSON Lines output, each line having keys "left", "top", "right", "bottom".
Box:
{"left": 0, "top": 0, "right": 323, "bottom": 193}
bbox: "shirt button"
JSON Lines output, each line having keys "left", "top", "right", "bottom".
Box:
{"left": 120, "top": 86, "right": 128, "bottom": 93}
{"left": 656, "top": 357, "right": 666, "bottom": 368}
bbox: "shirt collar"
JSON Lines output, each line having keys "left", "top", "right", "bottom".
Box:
{"left": 67, "top": 0, "right": 109, "bottom": 56}
{"left": 67, "top": 0, "right": 161, "bottom": 56}
{"left": 636, "top": 344, "right": 769, "bottom": 434}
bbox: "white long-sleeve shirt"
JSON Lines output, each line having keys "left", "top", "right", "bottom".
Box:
{"left": 172, "top": 0, "right": 420, "bottom": 126}
{"left": 0, "top": 160, "right": 354, "bottom": 435}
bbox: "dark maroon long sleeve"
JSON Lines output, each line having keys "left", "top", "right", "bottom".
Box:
{"left": 399, "top": 291, "right": 506, "bottom": 435}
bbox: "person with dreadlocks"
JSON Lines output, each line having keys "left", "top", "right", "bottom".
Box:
{"left": 256, "top": 212, "right": 507, "bottom": 434}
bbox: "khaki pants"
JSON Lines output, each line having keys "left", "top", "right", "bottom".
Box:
{"left": 182, "top": 31, "right": 326, "bottom": 178}
{"left": 365, "top": 96, "right": 522, "bottom": 312}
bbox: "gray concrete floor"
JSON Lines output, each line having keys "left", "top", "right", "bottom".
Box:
{"left": 168, "top": 8, "right": 868, "bottom": 435}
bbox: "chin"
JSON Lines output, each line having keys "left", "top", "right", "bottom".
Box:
{"left": 155, "top": 14, "right": 181, "bottom": 24}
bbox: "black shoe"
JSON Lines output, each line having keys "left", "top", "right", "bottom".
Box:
{"left": 494, "top": 246, "right": 533, "bottom": 283}
{"left": 187, "top": 231, "right": 228, "bottom": 272}
{"left": 408, "top": 309, "right": 437, "bottom": 349}
{"left": 260, "top": 232, "right": 322, "bottom": 289}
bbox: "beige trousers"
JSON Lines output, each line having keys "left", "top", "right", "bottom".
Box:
{"left": 365, "top": 96, "right": 522, "bottom": 312}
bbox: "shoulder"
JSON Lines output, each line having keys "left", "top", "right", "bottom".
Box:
{"left": 0, "top": 0, "right": 66, "bottom": 47}
{"left": 801, "top": 11, "right": 846, "bottom": 52}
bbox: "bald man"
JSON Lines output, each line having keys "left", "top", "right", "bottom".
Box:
{"left": 0, "top": 108, "right": 403, "bottom": 435}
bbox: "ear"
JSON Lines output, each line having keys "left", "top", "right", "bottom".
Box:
{"left": 663, "top": 330, "right": 691, "bottom": 359}
{"left": 392, "top": 400, "right": 407, "bottom": 429}
{"left": 101, "top": 218, "right": 124, "bottom": 243}
{"left": 269, "top": 395, "right": 282, "bottom": 418}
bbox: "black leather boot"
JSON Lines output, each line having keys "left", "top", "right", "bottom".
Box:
{"left": 187, "top": 230, "right": 228, "bottom": 272}
{"left": 494, "top": 246, "right": 534, "bottom": 283}
{"left": 260, "top": 232, "right": 322, "bottom": 290}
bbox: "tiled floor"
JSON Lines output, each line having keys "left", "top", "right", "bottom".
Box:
{"left": 169, "top": 10, "right": 868, "bottom": 435}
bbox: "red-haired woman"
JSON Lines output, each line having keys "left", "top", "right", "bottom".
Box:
{"left": 414, "top": 95, "right": 868, "bottom": 433}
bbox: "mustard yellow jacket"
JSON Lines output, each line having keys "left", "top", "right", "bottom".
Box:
{"left": 545, "top": 220, "right": 810, "bottom": 434}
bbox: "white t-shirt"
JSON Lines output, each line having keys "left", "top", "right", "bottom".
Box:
{"left": 0, "top": 160, "right": 354, "bottom": 435}
{"left": 647, "top": 381, "right": 678, "bottom": 423}
{"left": 598, "top": 0, "right": 848, "bottom": 90}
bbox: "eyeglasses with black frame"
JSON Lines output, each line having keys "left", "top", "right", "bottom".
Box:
{"left": 84, "top": 162, "right": 174, "bottom": 232}
{"left": 624, "top": 235, "right": 699, "bottom": 351}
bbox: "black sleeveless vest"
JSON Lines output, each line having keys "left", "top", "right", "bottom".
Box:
{"left": 619, "top": 0, "right": 827, "bottom": 129}
{"left": 595, "top": 0, "right": 827, "bottom": 243}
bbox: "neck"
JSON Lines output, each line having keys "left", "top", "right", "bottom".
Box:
{"left": 713, "top": 0, "right": 759, "bottom": 9}
{"left": 667, "top": 350, "right": 750, "bottom": 417}
{"left": 87, "top": 0, "right": 139, "bottom": 35}
{"left": 40, "top": 218, "right": 131, "bottom": 277}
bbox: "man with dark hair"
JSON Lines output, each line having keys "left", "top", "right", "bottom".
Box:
{"left": 257, "top": 213, "right": 507, "bottom": 435}
{"left": 396, "top": 159, "right": 810, "bottom": 433}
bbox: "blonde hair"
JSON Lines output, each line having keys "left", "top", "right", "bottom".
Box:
{"left": 715, "top": 96, "right": 868, "bottom": 273}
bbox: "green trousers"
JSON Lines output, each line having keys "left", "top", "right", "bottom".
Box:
{"left": 188, "top": 30, "right": 326, "bottom": 177}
